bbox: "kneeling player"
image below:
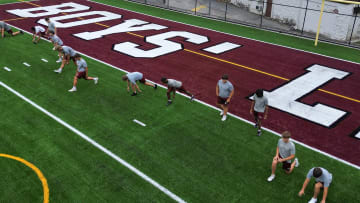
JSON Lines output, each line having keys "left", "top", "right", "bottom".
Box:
{"left": 122, "top": 72, "right": 157, "bottom": 96}
{"left": 267, "top": 131, "right": 299, "bottom": 182}
{"left": 68, "top": 54, "right": 98, "bottom": 92}
{"left": 54, "top": 45, "right": 76, "bottom": 73}
{"left": 31, "top": 25, "right": 45, "bottom": 44}
{"left": 299, "top": 167, "right": 333, "bottom": 203}
{"left": 0, "top": 21, "right": 23, "bottom": 38}
{"left": 161, "top": 77, "right": 194, "bottom": 106}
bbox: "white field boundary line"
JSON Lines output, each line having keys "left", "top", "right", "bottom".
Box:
{"left": 89, "top": 0, "right": 360, "bottom": 66}
{"left": 7, "top": 25, "right": 360, "bottom": 170}
{"left": 0, "top": 81, "right": 186, "bottom": 203}
{"left": 133, "top": 119, "right": 146, "bottom": 127}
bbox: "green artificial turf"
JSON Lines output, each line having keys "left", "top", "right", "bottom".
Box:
{"left": 93, "top": 0, "right": 360, "bottom": 64}
{"left": 1, "top": 0, "right": 32, "bottom": 4}
{"left": 0, "top": 30, "right": 359, "bottom": 202}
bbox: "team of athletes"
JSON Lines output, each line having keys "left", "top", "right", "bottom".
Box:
{"left": 1, "top": 19, "right": 333, "bottom": 203}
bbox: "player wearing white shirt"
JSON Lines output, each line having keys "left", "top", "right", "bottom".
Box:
{"left": 68, "top": 54, "right": 98, "bottom": 92}
{"left": 161, "top": 77, "right": 194, "bottom": 106}
{"left": 31, "top": 25, "right": 45, "bottom": 44}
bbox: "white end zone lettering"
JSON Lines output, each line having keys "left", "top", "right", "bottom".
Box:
{"left": 250, "top": 64, "right": 350, "bottom": 127}
{"left": 6, "top": 2, "right": 90, "bottom": 18}
{"left": 113, "top": 31, "right": 209, "bottom": 58}
{"left": 74, "top": 19, "right": 167, "bottom": 40}
{"left": 37, "top": 11, "right": 122, "bottom": 28}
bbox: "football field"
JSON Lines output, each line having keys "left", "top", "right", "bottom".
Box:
{"left": 1, "top": 0, "right": 360, "bottom": 202}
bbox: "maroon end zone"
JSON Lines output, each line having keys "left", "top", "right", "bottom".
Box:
{"left": 1, "top": 0, "right": 359, "bottom": 167}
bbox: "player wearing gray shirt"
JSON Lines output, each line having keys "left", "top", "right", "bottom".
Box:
{"left": 161, "top": 77, "right": 194, "bottom": 106}
{"left": 0, "top": 21, "right": 23, "bottom": 38}
{"left": 45, "top": 18, "right": 57, "bottom": 35}
{"left": 299, "top": 167, "right": 333, "bottom": 203}
{"left": 50, "top": 34, "right": 63, "bottom": 46}
{"left": 68, "top": 54, "right": 98, "bottom": 92}
{"left": 250, "top": 89, "right": 269, "bottom": 136}
{"left": 122, "top": 72, "right": 157, "bottom": 96}
{"left": 54, "top": 46, "right": 77, "bottom": 73}
{"left": 216, "top": 74, "right": 234, "bottom": 121}
{"left": 31, "top": 25, "right": 45, "bottom": 44}
{"left": 267, "top": 131, "right": 299, "bottom": 182}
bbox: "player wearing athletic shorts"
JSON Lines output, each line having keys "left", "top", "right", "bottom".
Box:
{"left": 216, "top": 74, "right": 234, "bottom": 121}
{"left": 48, "top": 31, "right": 64, "bottom": 62}
{"left": 267, "top": 131, "right": 299, "bottom": 182}
{"left": 122, "top": 72, "right": 157, "bottom": 96}
{"left": 250, "top": 89, "right": 269, "bottom": 136}
{"left": 299, "top": 167, "right": 333, "bottom": 203}
{"left": 54, "top": 45, "right": 77, "bottom": 73}
{"left": 161, "top": 77, "right": 194, "bottom": 106}
{"left": 31, "top": 26, "right": 46, "bottom": 44}
{"left": 68, "top": 54, "right": 98, "bottom": 92}
{"left": 0, "top": 21, "right": 23, "bottom": 38}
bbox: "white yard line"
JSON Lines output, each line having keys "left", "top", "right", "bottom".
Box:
{"left": 41, "top": 58, "right": 48, "bottom": 62}
{"left": 0, "top": 81, "right": 186, "bottom": 203}
{"left": 133, "top": 119, "right": 146, "bottom": 127}
{"left": 7, "top": 25, "right": 360, "bottom": 171}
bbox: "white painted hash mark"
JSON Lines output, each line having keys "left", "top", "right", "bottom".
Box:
{"left": 41, "top": 58, "right": 48, "bottom": 62}
{"left": 23, "top": 62, "right": 31, "bottom": 67}
{"left": 133, "top": 119, "right": 146, "bottom": 127}
{"left": 4, "top": 67, "right": 11, "bottom": 72}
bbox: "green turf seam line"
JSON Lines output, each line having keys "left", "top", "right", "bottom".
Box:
{"left": 0, "top": 81, "right": 186, "bottom": 203}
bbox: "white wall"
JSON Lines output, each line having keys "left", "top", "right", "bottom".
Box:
{"left": 231, "top": 0, "right": 357, "bottom": 41}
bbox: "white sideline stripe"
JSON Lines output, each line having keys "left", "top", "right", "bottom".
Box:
{"left": 8, "top": 26, "right": 360, "bottom": 170}
{"left": 23, "top": 62, "right": 31, "bottom": 67}
{"left": 133, "top": 119, "right": 146, "bottom": 127}
{"left": 41, "top": 58, "right": 48, "bottom": 62}
{"left": 4, "top": 67, "right": 11, "bottom": 72}
{"left": 89, "top": 0, "right": 360, "bottom": 66}
{"left": 0, "top": 81, "right": 186, "bottom": 203}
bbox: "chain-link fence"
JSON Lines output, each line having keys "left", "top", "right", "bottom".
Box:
{"left": 126, "top": 0, "right": 360, "bottom": 48}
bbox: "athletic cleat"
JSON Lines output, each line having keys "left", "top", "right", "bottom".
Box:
{"left": 220, "top": 110, "right": 224, "bottom": 116}
{"left": 20, "top": 30, "right": 24, "bottom": 34}
{"left": 33, "top": 41, "right": 37, "bottom": 44}
{"left": 166, "top": 100, "right": 172, "bottom": 106}
{"left": 221, "top": 115, "right": 227, "bottom": 121}
{"left": 295, "top": 158, "right": 299, "bottom": 167}
{"left": 53, "top": 47, "right": 56, "bottom": 51}
{"left": 131, "top": 92, "right": 137, "bottom": 96}
{"left": 190, "top": 95, "right": 195, "bottom": 101}
{"left": 54, "top": 68, "right": 62, "bottom": 73}
{"left": 154, "top": 84, "right": 158, "bottom": 89}
{"left": 267, "top": 174, "right": 275, "bottom": 182}
{"left": 56, "top": 58, "right": 62, "bottom": 63}
{"left": 257, "top": 130, "right": 262, "bottom": 136}
{"left": 308, "top": 198, "right": 317, "bottom": 203}
{"left": 68, "top": 87, "right": 77, "bottom": 92}
{"left": 94, "top": 77, "right": 99, "bottom": 84}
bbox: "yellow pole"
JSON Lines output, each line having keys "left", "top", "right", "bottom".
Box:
{"left": 328, "top": 0, "right": 360, "bottom": 4}
{"left": 315, "top": 0, "right": 326, "bottom": 46}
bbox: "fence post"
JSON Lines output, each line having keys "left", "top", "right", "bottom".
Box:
{"left": 349, "top": 5, "right": 359, "bottom": 45}
{"left": 260, "top": 0, "right": 265, "bottom": 27}
{"left": 301, "top": 0, "right": 309, "bottom": 34}
{"left": 195, "top": 0, "right": 198, "bottom": 15}
{"left": 225, "top": 0, "right": 228, "bottom": 21}
{"left": 209, "top": 0, "right": 212, "bottom": 15}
